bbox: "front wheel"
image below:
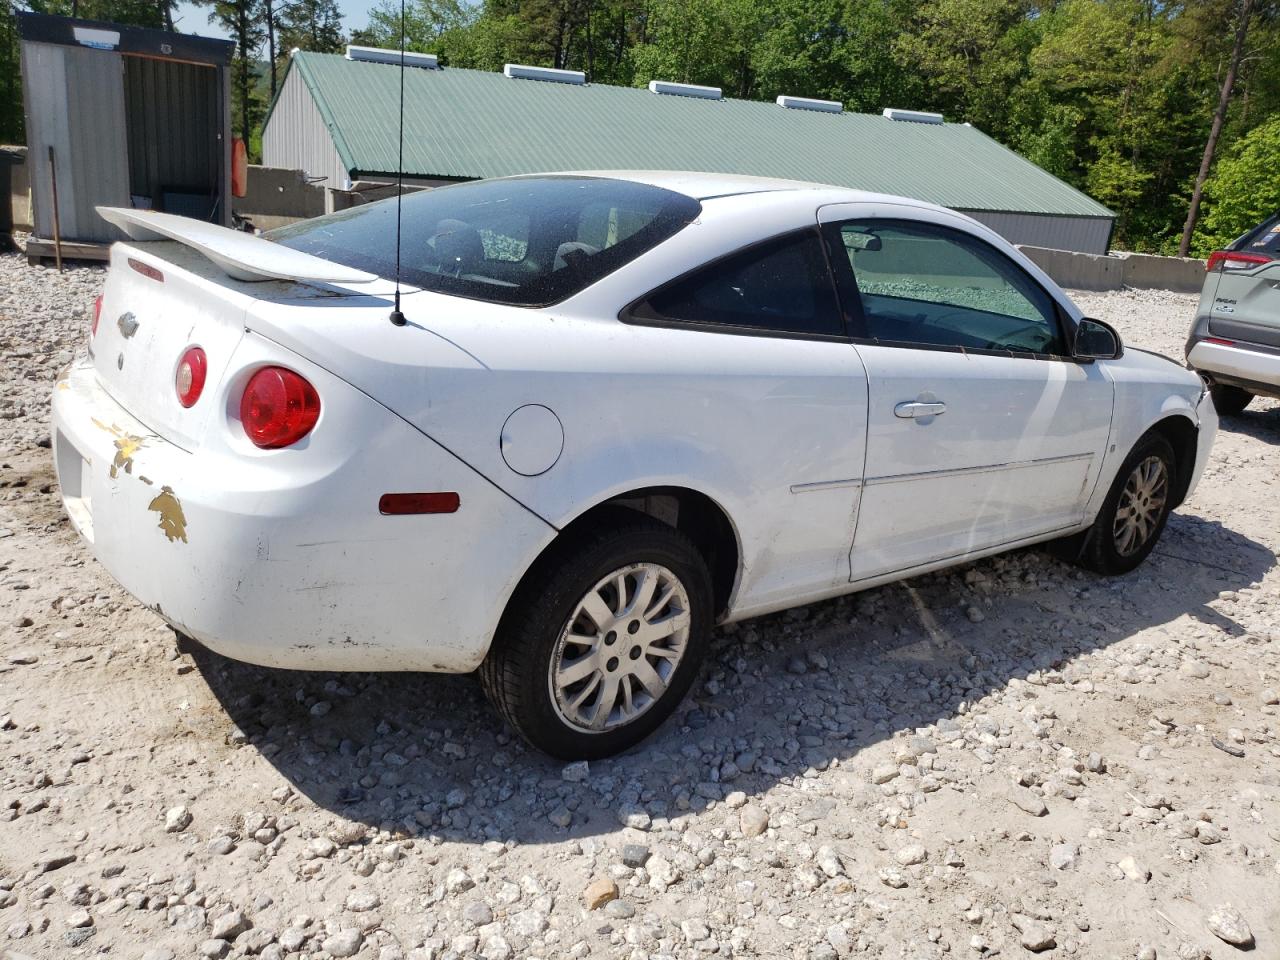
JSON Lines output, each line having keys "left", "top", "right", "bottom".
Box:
{"left": 1209, "top": 383, "right": 1252, "bottom": 416}
{"left": 1075, "top": 432, "right": 1176, "bottom": 575}
{"left": 480, "top": 513, "right": 713, "bottom": 759}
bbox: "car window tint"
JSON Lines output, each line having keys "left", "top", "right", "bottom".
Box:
{"left": 828, "top": 220, "right": 1065, "bottom": 355}
{"left": 631, "top": 231, "right": 843, "bottom": 337}
{"left": 1238, "top": 213, "right": 1280, "bottom": 256}
{"left": 268, "top": 176, "right": 701, "bottom": 307}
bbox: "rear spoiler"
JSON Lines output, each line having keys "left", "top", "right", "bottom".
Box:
{"left": 96, "top": 207, "right": 377, "bottom": 285}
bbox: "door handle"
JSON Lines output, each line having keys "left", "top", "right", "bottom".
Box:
{"left": 894, "top": 400, "right": 947, "bottom": 419}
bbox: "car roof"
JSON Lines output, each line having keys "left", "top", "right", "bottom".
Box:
{"left": 555, "top": 169, "right": 938, "bottom": 208}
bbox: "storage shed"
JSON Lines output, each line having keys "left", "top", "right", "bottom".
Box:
{"left": 17, "top": 13, "right": 234, "bottom": 260}
{"left": 263, "top": 49, "right": 1115, "bottom": 254}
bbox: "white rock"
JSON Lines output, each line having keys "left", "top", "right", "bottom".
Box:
{"left": 323, "top": 929, "right": 364, "bottom": 958}
{"left": 740, "top": 805, "right": 769, "bottom": 837}
{"left": 444, "top": 868, "right": 475, "bottom": 894}
{"left": 1118, "top": 856, "right": 1150, "bottom": 882}
{"left": 164, "top": 806, "right": 193, "bottom": 833}
{"left": 895, "top": 843, "right": 928, "bottom": 866}
{"left": 1048, "top": 843, "right": 1078, "bottom": 870}
{"left": 346, "top": 891, "right": 380, "bottom": 912}
{"left": 1206, "top": 904, "right": 1253, "bottom": 947}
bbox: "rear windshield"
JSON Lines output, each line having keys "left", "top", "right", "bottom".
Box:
{"left": 1233, "top": 212, "right": 1280, "bottom": 257}
{"left": 268, "top": 176, "right": 702, "bottom": 306}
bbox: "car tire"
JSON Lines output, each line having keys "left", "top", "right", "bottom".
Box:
{"left": 479, "top": 510, "right": 713, "bottom": 760}
{"left": 1075, "top": 432, "right": 1177, "bottom": 576}
{"left": 1209, "top": 383, "right": 1252, "bottom": 416}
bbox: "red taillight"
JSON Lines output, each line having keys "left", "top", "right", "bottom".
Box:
{"left": 175, "top": 347, "right": 208, "bottom": 408}
{"left": 1206, "top": 250, "right": 1270, "bottom": 273}
{"left": 128, "top": 258, "right": 164, "bottom": 282}
{"left": 240, "top": 366, "right": 320, "bottom": 449}
{"left": 92, "top": 295, "right": 102, "bottom": 339}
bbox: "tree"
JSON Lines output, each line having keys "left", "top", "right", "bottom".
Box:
{"left": 197, "top": 0, "right": 265, "bottom": 144}
{"left": 263, "top": 0, "right": 276, "bottom": 100}
{"left": 1193, "top": 115, "right": 1280, "bottom": 254}
{"left": 359, "top": 0, "right": 478, "bottom": 62}
{"left": 1178, "top": 0, "right": 1255, "bottom": 256}
{"left": 1, "top": 0, "right": 21, "bottom": 143}
{"left": 277, "top": 0, "right": 343, "bottom": 55}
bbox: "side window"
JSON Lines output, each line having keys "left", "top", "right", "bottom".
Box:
{"left": 630, "top": 230, "right": 844, "bottom": 337}
{"left": 827, "top": 220, "right": 1065, "bottom": 355}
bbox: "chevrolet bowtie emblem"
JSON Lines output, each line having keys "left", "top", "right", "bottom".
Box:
{"left": 117, "top": 312, "right": 139, "bottom": 338}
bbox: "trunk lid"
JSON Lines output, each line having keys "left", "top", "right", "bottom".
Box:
{"left": 1207, "top": 259, "right": 1280, "bottom": 347}
{"left": 92, "top": 242, "right": 253, "bottom": 450}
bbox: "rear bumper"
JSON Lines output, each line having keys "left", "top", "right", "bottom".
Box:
{"left": 1187, "top": 338, "right": 1280, "bottom": 399}
{"left": 51, "top": 355, "right": 553, "bottom": 672}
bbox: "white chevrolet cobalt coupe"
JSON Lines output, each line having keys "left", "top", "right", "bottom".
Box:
{"left": 52, "top": 172, "right": 1216, "bottom": 758}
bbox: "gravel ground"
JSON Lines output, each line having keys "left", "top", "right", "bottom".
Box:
{"left": 2, "top": 253, "right": 1279, "bottom": 960}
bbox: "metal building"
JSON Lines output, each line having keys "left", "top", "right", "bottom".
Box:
{"left": 17, "top": 13, "right": 234, "bottom": 261}
{"left": 263, "top": 49, "right": 1115, "bottom": 254}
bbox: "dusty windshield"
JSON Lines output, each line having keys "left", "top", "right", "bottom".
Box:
{"left": 269, "top": 176, "right": 702, "bottom": 306}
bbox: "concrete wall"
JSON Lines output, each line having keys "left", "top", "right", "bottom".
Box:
{"left": 231, "top": 164, "right": 326, "bottom": 228}
{"left": 1017, "top": 245, "right": 1207, "bottom": 294}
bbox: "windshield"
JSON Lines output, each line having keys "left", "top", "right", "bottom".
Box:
{"left": 269, "top": 176, "right": 702, "bottom": 307}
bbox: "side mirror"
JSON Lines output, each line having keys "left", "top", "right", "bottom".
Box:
{"left": 1073, "top": 318, "right": 1122, "bottom": 360}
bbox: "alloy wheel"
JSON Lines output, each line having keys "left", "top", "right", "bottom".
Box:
{"left": 549, "top": 562, "right": 691, "bottom": 733}
{"left": 1113, "top": 455, "right": 1169, "bottom": 557}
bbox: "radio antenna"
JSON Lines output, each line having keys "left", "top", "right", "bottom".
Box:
{"left": 388, "top": 0, "right": 408, "bottom": 326}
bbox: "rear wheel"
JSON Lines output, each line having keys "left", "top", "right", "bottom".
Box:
{"left": 1075, "top": 432, "right": 1176, "bottom": 575}
{"left": 1209, "top": 383, "right": 1252, "bottom": 416}
{"left": 480, "top": 513, "right": 712, "bottom": 759}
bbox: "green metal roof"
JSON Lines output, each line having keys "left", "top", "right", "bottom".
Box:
{"left": 277, "top": 52, "right": 1112, "bottom": 219}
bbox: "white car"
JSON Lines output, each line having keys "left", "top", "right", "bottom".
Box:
{"left": 52, "top": 172, "right": 1216, "bottom": 758}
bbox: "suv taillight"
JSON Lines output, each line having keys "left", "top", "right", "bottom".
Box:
{"left": 1206, "top": 250, "right": 1271, "bottom": 273}
{"left": 240, "top": 367, "right": 320, "bottom": 449}
{"left": 92, "top": 296, "right": 102, "bottom": 339}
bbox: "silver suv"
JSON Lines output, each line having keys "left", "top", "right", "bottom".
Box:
{"left": 1186, "top": 212, "right": 1280, "bottom": 415}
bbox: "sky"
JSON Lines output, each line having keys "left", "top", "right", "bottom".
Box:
{"left": 172, "top": 0, "right": 371, "bottom": 42}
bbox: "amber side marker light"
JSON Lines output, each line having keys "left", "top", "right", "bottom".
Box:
{"left": 379, "top": 492, "right": 461, "bottom": 515}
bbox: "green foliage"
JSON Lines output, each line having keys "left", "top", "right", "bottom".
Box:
{"left": 1194, "top": 116, "right": 1280, "bottom": 254}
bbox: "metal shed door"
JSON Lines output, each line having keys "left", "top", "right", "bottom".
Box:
{"left": 22, "top": 41, "right": 130, "bottom": 243}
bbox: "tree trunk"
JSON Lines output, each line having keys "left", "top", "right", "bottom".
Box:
{"left": 265, "top": 0, "right": 277, "bottom": 102}
{"left": 238, "top": 5, "right": 251, "bottom": 141}
{"left": 1179, "top": 0, "right": 1253, "bottom": 257}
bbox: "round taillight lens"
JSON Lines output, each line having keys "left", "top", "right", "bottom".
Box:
{"left": 175, "top": 347, "right": 208, "bottom": 408}
{"left": 92, "top": 296, "right": 102, "bottom": 339}
{"left": 240, "top": 366, "right": 320, "bottom": 449}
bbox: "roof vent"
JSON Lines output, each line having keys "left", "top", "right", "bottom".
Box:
{"left": 648, "top": 80, "right": 722, "bottom": 100}
{"left": 346, "top": 45, "right": 438, "bottom": 69}
{"left": 776, "top": 95, "right": 842, "bottom": 114}
{"left": 504, "top": 63, "right": 586, "bottom": 85}
{"left": 882, "top": 107, "right": 944, "bottom": 125}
